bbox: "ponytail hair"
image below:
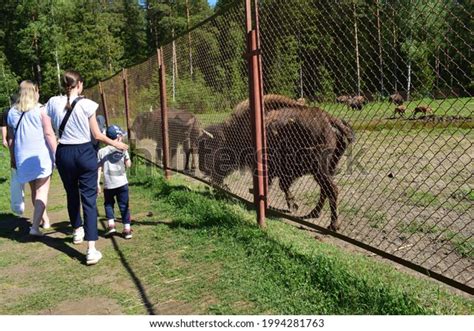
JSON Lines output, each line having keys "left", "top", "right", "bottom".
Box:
{"left": 17, "top": 80, "right": 39, "bottom": 112}
{"left": 62, "top": 70, "right": 83, "bottom": 111}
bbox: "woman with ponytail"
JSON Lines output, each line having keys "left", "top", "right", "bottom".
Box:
{"left": 46, "top": 70, "right": 128, "bottom": 265}
{"left": 7, "top": 81, "right": 56, "bottom": 236}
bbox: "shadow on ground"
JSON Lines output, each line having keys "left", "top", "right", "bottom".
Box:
{"left": 0, "top": 213, "right": 84, "bottom": 263}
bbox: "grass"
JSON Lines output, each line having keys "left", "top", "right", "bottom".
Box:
{"left": 0, "top": 151, "right": 472, "bottom": 314}
{"left": 366, "top": 211, "right": 389, "bottom": 229}
{"left": 318, "top": 97, "right": 473, "bottom": 123}
{"left": 398, "top": 220, "right": 441, "bottom": 235}
{"left": 442, "top": 232, "right": 474, "bottom": 259}
{"left": 405, "top": 188, "right": 439, "bottom": 208}
{"left": 192, "top": 97, "right": 474, "bottom": 130}
{"left": 395, "top": 221, "right": 472, "bottom": 258}
{"left": 123, "top": 159, "right": 473, "bottom": 314}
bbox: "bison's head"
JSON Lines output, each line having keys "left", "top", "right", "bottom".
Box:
{"left": 131, "top": 112, "right": 151, "bottom": 140}
{"left": 196, "top": 125, "right": 220, "bottom": 176}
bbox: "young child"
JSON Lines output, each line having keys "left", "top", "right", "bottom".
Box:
{"left": 97, "top": 125, "right": 132, "bottom": 239}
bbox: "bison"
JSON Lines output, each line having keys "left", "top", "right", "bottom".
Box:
{"left": 393, "top": 105, "right": 407, "bottom": 118}
{"left": 131, "top": 109, "right": 202, "bottom": 171}
{"left": 197, "top": 95, "right": 354, "bottom": 231}
{"left": 389, "top": 92, "right": 404, "bottom": 106}
{"left": 413, "top": 105, "right": 433, "bottom": 118}
{"left": 336, "top": 95, "right": 351, "bottom": 104}
{"left": 347, "top": 96, "right": 367, "bottom": 110}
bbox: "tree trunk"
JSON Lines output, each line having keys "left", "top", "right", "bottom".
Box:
{"left": 185, "top": 0, "right": 193, "bottom": 77}
{"left": 33, "top": 31, "right": 42, "bottom": 88}
{"left": 376, "top": 0, "right": 384, "bottom": 95}
{"left": 1, "top": 64, "right": 11, "bottom": 106}
{"left": 353, "top": 2, "right": 361, "bottom": 96}
{"left": 407, "top": 59, "right": 412, "bottom": 101}
{"left": 55, "top": 50, "right": 61, "bottom": 94}
{"left": 172, "top": 28, "right": 177, "bottom": 102}
{"left": 300, "top": 63, "right": 303, "bottom": 99}
{"left": 407, "top": 30, "right": 412, "bottom": 101}
{"left": 435, "top": 45, "right": 440, "bottom": 90}
{"left": 392, "top": 5, "right": 398, "bottom": 92}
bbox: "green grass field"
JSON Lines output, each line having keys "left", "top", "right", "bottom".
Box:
{"left": 2, "top": 149, "right": 472, "bottom": 314}
{"left": 193, "top": 97, "right": 473, "bottom": 128}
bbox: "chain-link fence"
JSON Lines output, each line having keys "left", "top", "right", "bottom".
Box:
{"left": 84, "top": 0, "right": 473, "bottom": 292}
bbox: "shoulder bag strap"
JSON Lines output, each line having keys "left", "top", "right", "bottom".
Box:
{"left": 58, "top": 96, "right": 84, "bottom": 139}
{"left": 14, "top": 111, "right": 26, "bottom": 139}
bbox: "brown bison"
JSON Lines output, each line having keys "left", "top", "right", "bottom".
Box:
{"left": 393, "top": 105, "right": 407, "bottom": 118}
{"left": 131, "top": 109, "right": 202, "bottom": 171}
{"left": 413, "top": 105, "right": 433, "bottom": 118}
{"left": 347, "top": 96, "right": 367, "bottom": 110}
{"left": 336, "top": 95, "right": 351, "bottom": 104}
{"left": 389, "top": 92, "right": 404, "bottom": 106}
{"left": 197, "top": 95, "right": 354, "bottom": 231}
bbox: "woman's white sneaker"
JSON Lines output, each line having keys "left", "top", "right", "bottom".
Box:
{"left": 73, "top": 227, "right": 85, "bottom": 244}
{"left": 86, "top": 250, "right": 102, "bottom": 265}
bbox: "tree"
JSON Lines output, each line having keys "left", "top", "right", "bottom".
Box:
{"left": 0, "top": 52, "right": 18, "bottom": 108}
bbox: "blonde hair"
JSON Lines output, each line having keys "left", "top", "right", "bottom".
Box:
{"left": 16, "top": 80, "right": 39, "bottom": 112}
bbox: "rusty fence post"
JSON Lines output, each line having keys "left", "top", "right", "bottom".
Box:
{"left": 122, "top": 68, "right": 132, "bottom": 140}
{"left": 246, "top": 0, "right": 267, "bottom": 228}
{"left": 99, "top": 81, "right": 109, "bottom": 127}
{"left": 253, "top": 0, "right": 268, "bottom": 208}
{"left": 157, "top": 48, "right": 171, "bottom": 179}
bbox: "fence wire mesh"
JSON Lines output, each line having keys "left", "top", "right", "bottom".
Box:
{"left": 83, "top": 84, "right": 106, "bottom": 121}
{"left": 99, "top": 72, "right": 127, "bottom": 130}
{"left": 87, "top": 0, "right": 472, "bottom": 290}
{"left": 258, "top": 0, "right": 472, "bottom": 288}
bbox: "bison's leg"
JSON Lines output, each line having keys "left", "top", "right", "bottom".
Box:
{"left": 303, "top": 191, "right": 326, "bottom": 219}
{"left": 320, "top": 175, "right": 339, "bottom": 231}
{"left": 304, "top": 151, "right": 341, "bottom": 220}
{"left": 279, "top": 177, "right": 298, "bottom": 213}
{"left": 190, "top": 148, "right": 197, "bottom": 171}
{"left": 303, "top": 172, "right": 330, "bottom": 219}
{"left": 184, "top": 150, "right": 190, "bottom": 171}
{"left": 183, "top": 139, "right": 191, "bottom": 171}
{"left": 169, "top": 141, "right": 179, "bottom": 170}
{"left": 155, "top": 147, "right": 163, "bottom": 165}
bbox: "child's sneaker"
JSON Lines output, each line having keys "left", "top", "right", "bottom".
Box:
{"left": 122, "top": 228, "right": 133, "bottom": 239}
{"left": 105, "top": 224, "right": 117, "bottom": 236}
{"left": 29, "top": 227, "right": 44, "bottom": 237}
{"left": 86, "top": 249, "right": 102, "bottom": 265}
{"left": 40, "top": 221, "right": 51, "bottom": 229}
{"left": 73, "top": 227, "right": 85, "bottom": 244}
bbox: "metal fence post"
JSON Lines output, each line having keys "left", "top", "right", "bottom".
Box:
{"left": 253, "top": 0, "right": 268, "bottom": 208}
{"left": 99, "top": 81, "right": 109, "bottom": 127}
{"left": 157, "top": 48, "right": 171, "bottom": 180}
{"left": 246, "top": 0, "right": 266, "bottom": 228}
{"left": 122, "top": 68, "right": 132, "bottom": 140}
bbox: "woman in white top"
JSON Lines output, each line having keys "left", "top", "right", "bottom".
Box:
{"left": 7, "top": 81, "right": 57, "bottom": 236}
{"left": 46, "top": 70, "right": 128, "bottom": 265}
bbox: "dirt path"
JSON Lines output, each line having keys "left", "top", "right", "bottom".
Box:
{"left": 0, "top": 170, "right": 190, "bottom": 315}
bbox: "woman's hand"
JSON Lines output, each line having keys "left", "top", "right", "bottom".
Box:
{"left": 113, "top": 141, "right": 128, "bottom": 151}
